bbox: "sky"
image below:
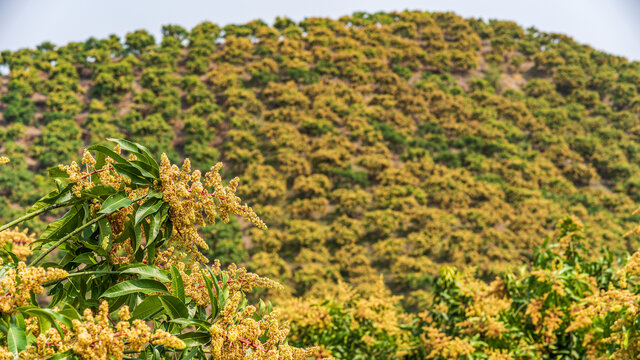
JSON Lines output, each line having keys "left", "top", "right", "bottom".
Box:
{"left": 0, "top": 0, "right": 639, "bottom": 61}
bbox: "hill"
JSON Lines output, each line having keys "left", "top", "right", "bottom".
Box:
{"left": 1, "top": 10, "right": 640, "bottom": 308}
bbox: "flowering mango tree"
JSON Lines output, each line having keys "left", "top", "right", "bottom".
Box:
{"left": 0, "top": 139, "right": 313, "bottom": 360}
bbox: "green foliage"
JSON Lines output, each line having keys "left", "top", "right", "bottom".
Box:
{"left": 2, "top": 14, "right": 640, "bottom": 355}
{"left": 1, "top": 91, "right": 35, "bottom": 124}
{"left": 0, "top": 139, "right": 309, "bottom": 359}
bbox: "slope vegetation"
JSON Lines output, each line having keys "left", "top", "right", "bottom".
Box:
{"left": 1, "top": 11, "right": 640, "bottom": 304}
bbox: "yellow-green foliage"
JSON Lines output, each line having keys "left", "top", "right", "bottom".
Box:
{"left": 1, "top": 11, "right": 640, "bottom": 308}
{"left": 285, "top": 216, "right": 640, "bottom": 359}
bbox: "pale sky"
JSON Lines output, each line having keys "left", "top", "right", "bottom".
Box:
{"left": 0, "top": 0, "right": 639, "bottom": 61}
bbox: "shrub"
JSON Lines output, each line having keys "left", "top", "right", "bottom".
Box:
{"left": 1, "top": 91, "right": 35, "bottom": 124}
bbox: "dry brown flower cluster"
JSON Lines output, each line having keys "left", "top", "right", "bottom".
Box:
{"left": 0, "top": 227, "right": 35, "bottom": 260}
{"left": 0, "top": 262, "right": 67, "bottom": 313}
{"left": 14, "top": 301, "right": 184, "bottom": 360}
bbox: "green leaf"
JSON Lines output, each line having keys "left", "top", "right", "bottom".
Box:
{"left": 98, "top": 218, "right": 112, "bottom": 250}
{"left": 146, "top": 242, "right": 157, "bottom": 268}
{"left": 0, "top": 248, "right": 20, "bottom": 263}
{"left": 121, "top": 264, "right": 170, "bottom": 282}
{"left": 201, "top": 271, "right": 217, "bottom": 319}
{"left": 130, "top": 160, "right": 159, "bottom": 179}
{"left": 209, "top": 268, "right": 227, "bottom": 312}
{"left": 177, "top": 332, "right": 211, "bottom": 347}
{"left": 47, "top": 166, "right": 70, "bottom": 179}
{"left": 148, "top": 203, "right": 167, "bottom": 244}
{"left": 28, "top": 186, "right": 71, "bottom": 213}
{"left": 112, "top": 163, "right": 152, "bottom": 185}
{"left": 100, "top": 279, "right": 168, "bottom": 298}
{"left": 159, "top": 295, "right": 189, "bottom": 319}
{"left": 180, "top": 347, "right": 199, "bottom": 360}
{"left": 86, "top": 144, "right": 128, "bottom": 164}
{"left": 20, "top": 307, "right": 71, "bottom": 335}
{"left": 170, "top": 265, "right": 185, "bottom": 303}
{"left": 211, "top": 270, "right": 222, "bottom": 299}
{"left": 72, "top": 252, "right": 98, "bottom": 265}
{"left": 131, "top": 295, "right": 164, "bottom": 319}
{"left": 133, "top": 217, "right": 143, "bottom": 252}
{"left": 79, "top": 236, "right": 108, "bottom": 258}
{"left": 58, "top": 306, "right": 81, "bottom": 321}
{"left": 135, "top": 198, "right": 163, "bottom": 226}
{"left": 107, "top": 138, "right": 157, "bottom": 169}
{"left": 81, "top": 185, "right": 116, "bottom": 199}
{"left": 99, "top": 192, "right": 133, "bottom": 214}
{"left": 147, "top": 189, "right": 164, "bottom": 200}
{"left": 169, "top": 318, "right": 210, "bottom": 331}
{"left": 38, "top": 205, "right": 83, "bottom": 242}
{"left": 45, "top": 350, "right": 74, "bottom": 360}
{"left": 8, "top": 324, "right": 26, "bottom": 356}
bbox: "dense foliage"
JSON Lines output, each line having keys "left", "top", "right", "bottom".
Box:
{"left": 284, "top": 215, "right": 640, "bottom": 359}
{"left": 0, "top": 139, "right": 314, "bottom": 359}
{"left": 1, "top": 9, "right": 640, "bottom": 359}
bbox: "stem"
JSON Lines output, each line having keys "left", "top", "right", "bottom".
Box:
{"left": 80, "top": 167, "right": 111, "bottom": 180}
{"left": 29, "top": 194, "right": 147, "bottom": 267}
{"left": 29, "top": 212, "right": 110, "bottom": 267}
{"left": 0, "top": 203, "right": 68, "bottom": 233}
{"left": 67, "top": 270, "right": 123, "bottom": 277}
{"left": 41, "top": 270, "right": 123, "bottom": 287}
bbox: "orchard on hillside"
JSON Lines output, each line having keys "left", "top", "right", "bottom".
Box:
{"left": 1, "top": 11, "right": 640, "bottom": 308}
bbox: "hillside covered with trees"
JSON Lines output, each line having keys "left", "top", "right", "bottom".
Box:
{"left": 1, "top": 10, "right": 640, "bottom": 359}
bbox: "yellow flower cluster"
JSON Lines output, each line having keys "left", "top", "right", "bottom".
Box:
{"left": 0, "top": 227, "right": 34, "bottom": 260}
{"left": 454, "top": 277, "right": 510, "bottom": 339}
{"left": 0, "top": 346, "right": 12, "bottom": 360}
{"left": 60, "top": 147, "right": 131, "bottom": 198}
{"left": 20, "top": 301, "right": 185, "bottom": 360}
{"left": 0, "top": 262, "right": 67, "bottom": 313}
{"left": 421, "top": 326, "right": 474, "bottom": 359}
{"left": 209, "top": 303, "right": 313, "bottom": 360}
{"left": 0, "top": 156, "right": 9, "bottom": 165}
{"left": 281, "top": 278, "right": 408, "bottom": 358}
{"left": 623, "top": 206, "right": 640, "bottom": 238}
{"left": 156, "top": 256, "right": 280, "bottom": 307}
{"left": 158, "top": 154, "right": 266, "bottom": 263}
{"left": 568, "top": 289, "right": 639, "bottom": 333}
{"left": 619, "top": 249, "right": 640, "bottom": 287}
{"left": 105, "top": 202, "right": 136, "bottom": 265}
{"left": 279, "top": 297, "right": 332, "bottom": 330}
{"left": 566, "top": 288, "right": 640, "bottom": 358}
{"left": 151, "top": 254, "right": 311, "bottom": 359}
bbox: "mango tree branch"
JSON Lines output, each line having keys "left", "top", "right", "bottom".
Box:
{"left": 0, "top": 203, "right": 69, "bottom": 233}
{"left": 29, "top": 212, "right": 110, "bottom": 266}
{"left": 29, "top": 194, "right": 149, "bottom": 266}
{"left": 41, "top": 270, "right": 123, "bottom": 287}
